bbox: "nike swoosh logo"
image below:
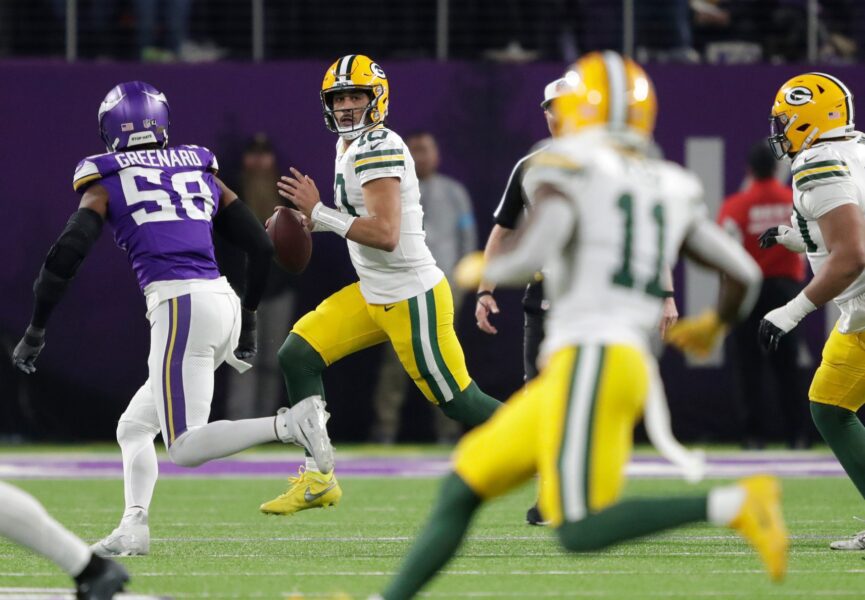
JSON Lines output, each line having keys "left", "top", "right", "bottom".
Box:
{"left": 370, "top": 141, "right": 384, "bottom": 150}
{"left": 304, "top": 482, "right": 337, "bottom": 503}
{"left": 803, "top": 155, "right": 816, "bottom": 163}
{"left": 384, "top": 305, "right": 395, "bottom": 312}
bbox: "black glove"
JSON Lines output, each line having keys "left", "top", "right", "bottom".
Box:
{"left": 758, "top": 227, "right": 780, "bottom": 249}
{"left": 13, "top": 325, "right": 46, "bottom": 374}
{"left": 234, "top": 308, "right": 257, "bottom": 360}
{"left": 758, "top": 318, "right": 785, "bottom": 352}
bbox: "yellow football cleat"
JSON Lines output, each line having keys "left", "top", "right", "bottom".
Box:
{"left": 260, "top": 466, "right": 342, "bottom": 515}
{"left": 729, "top": 475, "right": 789, "bottom": 582}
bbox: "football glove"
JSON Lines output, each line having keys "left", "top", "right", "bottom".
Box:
{"left": 758, "top": 225, "right": 807, "bottom": 253}
{"left": 12, "top": 326, "right": 46, "bottom": 374}
{"left": 234, "top": 308, "right": 257, "bottom": 360}
{"left": 666, "top": 310, "right": 727, "bottom": 358}
{"left": 759, "top": 292, "right": 816, "bottom": 351}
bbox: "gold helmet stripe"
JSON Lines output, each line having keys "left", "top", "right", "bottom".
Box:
{"left": 809, "top": 71, "right": 854, "bottom": 125}
{"left": 602, "top": 50, "right": 627, "bottom": 128}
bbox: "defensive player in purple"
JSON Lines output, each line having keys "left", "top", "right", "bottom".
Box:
{"left": 12, "top": 81, "right": 332, "bottom": 556}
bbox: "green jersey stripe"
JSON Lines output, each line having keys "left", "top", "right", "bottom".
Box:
{"left": 795, "top": 170, "right": 850, "bottom": 189}
{"left": 355, "top": 149, "right": 403, "bottom": 160}
{"left": 793, "top": 207, "right": 818, "bottom": 252}
{"left": 791, "top": 159, "right": 847, "bottom": 175}
{"left": 355, "top": 160, "right": 405, "bottom": 174}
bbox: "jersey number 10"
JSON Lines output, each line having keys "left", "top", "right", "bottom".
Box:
{"left": 611, "top": 193, "right": 668, "bottom": 298}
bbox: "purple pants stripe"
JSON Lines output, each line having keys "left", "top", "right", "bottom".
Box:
{"left": 162, "top": 295, "right": 192, "bottom": 445}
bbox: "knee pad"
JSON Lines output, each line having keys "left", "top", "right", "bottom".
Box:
{"left": 166, "top": 432, "right": 204, "bottom": 468}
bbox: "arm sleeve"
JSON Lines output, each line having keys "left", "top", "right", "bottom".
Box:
{"left": 31, "top": 208, "right": 104, "bottom": 328}
{"left": 485, "top": 197, "right": 576, "bottom": 286}
{"left": 212, "top": 199, "right": 274, "bottom": 311}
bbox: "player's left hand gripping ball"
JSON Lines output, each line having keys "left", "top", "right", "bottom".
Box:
{"left": 666, "top": 310, "right": 726, "bottom": 358}
{"left": 12, "top": 325, "right": 46, "bottom": 374}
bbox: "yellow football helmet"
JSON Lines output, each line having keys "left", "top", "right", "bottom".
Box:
{"left": 320, "top": 54, "right": 389, "bottom": 140}
{"left": 768, "top": 72, "right": 855, "bottom": 159}
{"left": 550, "top": 51, "right": 657, "bottom": 140}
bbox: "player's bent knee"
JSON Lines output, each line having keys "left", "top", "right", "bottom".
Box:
{"left": 116, "top": 420, "right": 158, "bottom": 446}
{"left": 278, "top": 333, "right": 324, "bottom": 378}
{"left": 166, "top": 434, "right": 205, "bottom": 468}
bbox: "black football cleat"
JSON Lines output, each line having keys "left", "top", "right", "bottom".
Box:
{"left": 526, "top": 503, "right": 549, "bottom": 526}
{"left": 76, "top": 556, "right": 130, "bottom": 600}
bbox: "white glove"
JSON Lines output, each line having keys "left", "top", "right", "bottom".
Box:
{"left": 759, "top": 292, "right": 816, "bottom": 351}
{"left": 758, "top": 225, "right": 806, "bottom": 253}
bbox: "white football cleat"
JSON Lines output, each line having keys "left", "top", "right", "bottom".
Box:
{"left": 830, "top": 530, "right": 865, "bottom": 550}
{"left": 91, "top": 510, "right": 150, "bottom": 557}
{"left": 290, "top": 396, "right": 334, "bottom": 474}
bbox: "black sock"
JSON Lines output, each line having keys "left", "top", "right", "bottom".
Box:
{"left": 74, "top": 554, "right": 107, "bottom": 584}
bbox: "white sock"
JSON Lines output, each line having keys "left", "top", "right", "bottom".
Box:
{"left": 707, "top": 484, "right": 746, "bottom": 526}
{"left": 0, "top": 482, "right": 91, "bottom": 576}
{"left": 305, "top": 456, "right": 321, "bottom": 473}
{"left": 117, "top": 421, "right": 159, "bottom": 516}
{"left": 168, "top": 417, "right": 278, "bottom": 467}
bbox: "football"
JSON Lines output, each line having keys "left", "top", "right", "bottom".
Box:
{"left": 266, "top": 206, "right": 312, "bottom": 274}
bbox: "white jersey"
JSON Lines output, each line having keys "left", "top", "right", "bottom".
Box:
{"left": 333, "top": 127, "right": 443, "bottom": 304}
{"left": 790, "top": 133, "right": 865, "bottom": 332}
{"left": 521, "top": 130, "right": 706, "bottom": 357}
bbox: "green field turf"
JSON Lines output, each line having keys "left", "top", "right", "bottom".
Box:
{"left": 1, "top": 476, "right": 863, "bottom": 599}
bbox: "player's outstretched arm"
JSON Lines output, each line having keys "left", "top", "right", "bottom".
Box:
{"left": 12, "top": 186, "right": 107, "bottom": 373}
{"left": 667, "top": 219, "right": 762, "bottom": 357}
{"left": 212, "top": 178, "right": 274, "bottom": 360}
{"left": 760, "top": 203, "right": 865, "bottom": 350}
{"left": 484, "top": 184, "right": 575, "bottom": 286}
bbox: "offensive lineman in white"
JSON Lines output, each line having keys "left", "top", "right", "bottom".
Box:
{"left": 757, "top": 72, "right": 865, "bottom": 550}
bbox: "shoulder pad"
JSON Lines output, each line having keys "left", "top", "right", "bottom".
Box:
{"left": 72, "top": 152, "right": 114, "bottom": 193}
{"left": 182, "top": 145, "right": 219, "bottom": 173}
{"left": 353, "top": 129, "right": 406, "bottom": 176}
{"left": 791, "top": 144, "right": 851, "bottom": 192}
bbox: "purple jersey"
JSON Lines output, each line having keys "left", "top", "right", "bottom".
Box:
{"left": 72, "top": 145, "right": 222, "bottom": 289}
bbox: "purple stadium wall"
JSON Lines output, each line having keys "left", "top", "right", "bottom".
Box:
{"left": 1, "top": 61, "right": 859, "bottom": 442}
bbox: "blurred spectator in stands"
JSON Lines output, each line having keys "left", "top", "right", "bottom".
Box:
{"left": 216, "top": 134, "right": 297, "bottom": 420}
{"left": 717, "top": 141, "right": 810, "bottom": 449}
{"left": 369, "top": 132, "right": 478, "bottom": 444}
{"left": 135, "top": 0, "right": 192, "bottom": 61}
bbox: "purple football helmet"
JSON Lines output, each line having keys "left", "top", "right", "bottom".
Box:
{"left": 98, "top": 81, "right": 170, "bottom": 152}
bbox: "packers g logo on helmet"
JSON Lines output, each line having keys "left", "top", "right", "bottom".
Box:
{"left": 320, "top": 54, "right": 390, "bottom": 140}
{"left": 550, "top": 51, "right": 657, "bottom": 141}
{"left": 769, "top": 72, "right": 855, "bottom": 159}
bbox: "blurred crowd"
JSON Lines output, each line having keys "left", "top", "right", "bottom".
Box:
{"left": 2, "top": 0, "right": 864, "bottom": 62}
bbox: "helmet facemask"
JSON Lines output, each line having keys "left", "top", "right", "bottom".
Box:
{"left": 768, "top": 113, "right": 794, "bottom": 159}
{"left": 321, "top": 86, "right": 381, "bottom": 140}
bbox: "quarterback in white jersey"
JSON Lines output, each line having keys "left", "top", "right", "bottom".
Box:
{"left": 760, "top": 72, "right": 865, "bottom": 551}
{"left": 378, "top": 52, "right": 784, "bottom": 600}
{"left": 263, "top": 54, "right": 502, "bottom": 516}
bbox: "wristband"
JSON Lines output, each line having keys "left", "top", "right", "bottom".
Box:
{"left": 661, "top": 290, "right": 674, "bottom": 299}
{"left": 311, "top": 203, "right": 357, "bottom": 238}
{"left": 476, "top": 290, "right": 494, "bottom": 299}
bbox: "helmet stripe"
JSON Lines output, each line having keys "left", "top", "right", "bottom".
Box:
{"left": 337, "top": 55, "right": 351, "bottom": 78}
{"left": 603, "top": 51, "right": 627, "bottom": 128}
{"left": 346, "top": 54, "right": 356, "bottom": 76}
{"left": 810, "top": 72, "right": 854, "bottom": 126}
